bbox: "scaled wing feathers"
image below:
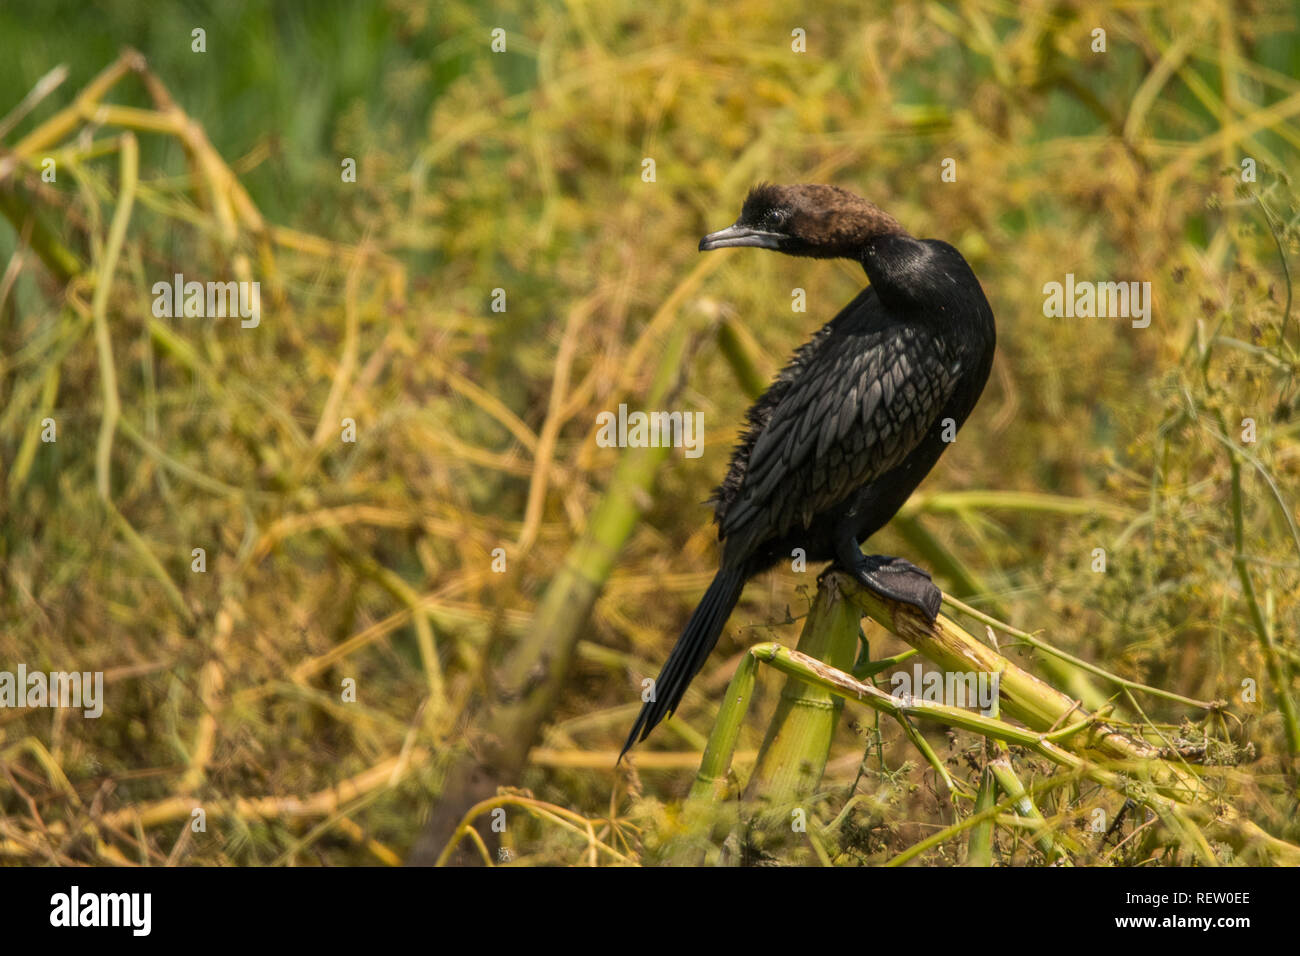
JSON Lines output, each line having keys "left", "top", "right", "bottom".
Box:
{"left": 719, "top": 321, "right": 956, "bottom": 553}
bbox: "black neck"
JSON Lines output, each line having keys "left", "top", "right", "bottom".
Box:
{"left": 858, "top": 234, "right": 933, "bottom": 308}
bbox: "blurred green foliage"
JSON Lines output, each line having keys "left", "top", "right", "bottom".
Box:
{"left": 1, "top": 1, "right": 1299, "bottom": 865}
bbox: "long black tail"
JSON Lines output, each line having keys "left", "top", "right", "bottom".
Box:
{"left": 620, "top": 567, "right": 747, "bottom": 759}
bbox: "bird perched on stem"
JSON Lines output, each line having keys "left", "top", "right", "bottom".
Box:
{"left": 621, "top": 183, "right": 997, "bottom": 758}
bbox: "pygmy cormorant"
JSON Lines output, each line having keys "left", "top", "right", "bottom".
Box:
{"left": 621, "top": 184, "right": 996, "bottom": 757}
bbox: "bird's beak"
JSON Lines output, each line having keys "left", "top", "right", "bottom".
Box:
{"left": 699, "top": 223, "right": 784, "bottom": 252}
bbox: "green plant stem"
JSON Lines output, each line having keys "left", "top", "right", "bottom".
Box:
{"left": 689, "top": 650, "right": 761, "bottom": 803}
{"left": 942, "top": 593, "right": 1216, "bottom": 712}
{"left": 966, "top": 766, "right": 996, "bottom": 866}
{"left": 750, "top": 641, "right": 1227, "bottom": 864}
{"left": 987, "top": 755, "right": 1071, "bottom": 863}
{"left": 1227, "top": 450, "right": 1300, "bottom": 756}
{"left": 743, "top": 573, "right": 861, "bottom": 816}
{"left": 837, "top": 576, "right": 1300, "bottom": 863}
{"left": 0, "top": 184, "right": 83, "bottom": 282}
{"left": 407, "top": 321, "right": 698, "bottom": 865}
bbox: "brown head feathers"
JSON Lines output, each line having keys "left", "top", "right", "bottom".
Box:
{"left": 729, "top": 183, "right": 909, "bottom": 258}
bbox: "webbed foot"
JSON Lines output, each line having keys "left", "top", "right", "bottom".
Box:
{"left": 843, "top": 554, "right": 942, "bottom": 622}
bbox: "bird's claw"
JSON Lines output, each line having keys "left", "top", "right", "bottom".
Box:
{"left": 846, "top": 554, "right": 941, "bottom": 622}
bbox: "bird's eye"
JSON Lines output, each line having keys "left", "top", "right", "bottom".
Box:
{"left": 765, "top": 208, "right": 789, "bottom": 228}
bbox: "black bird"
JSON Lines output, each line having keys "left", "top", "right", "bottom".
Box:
{"left": 621, "top": 184, "right": 997, "bottom": 757}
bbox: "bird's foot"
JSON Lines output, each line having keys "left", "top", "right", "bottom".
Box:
{"left": 843, "top": 554, "right": 942, "bottom": 622}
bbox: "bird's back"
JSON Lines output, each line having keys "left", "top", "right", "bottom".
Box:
{"left": 711, "top": 254, "right": 993, "bottom": 566}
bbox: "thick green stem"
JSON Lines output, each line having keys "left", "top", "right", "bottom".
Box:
{"left": 966, "top": 766, "right": 996, "bottom": 866}
{"left": 690, "top": 651, "right": 761, "bottom": 803}
{"left": 0, "top": 183, "right": 83, "bottom": 282}
{"left": 743, "top": 574, "right": 861, "bottom": 824}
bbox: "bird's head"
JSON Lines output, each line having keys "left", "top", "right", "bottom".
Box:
{"left": 699, "top": 183, "right": 908, "bottom": 260}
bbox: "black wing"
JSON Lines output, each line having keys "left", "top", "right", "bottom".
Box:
{"left": 717, "top": 303, "right": 958, "bottom": 558}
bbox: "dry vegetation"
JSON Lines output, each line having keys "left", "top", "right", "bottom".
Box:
{"left": 1, "top": 1, "right": 1298, "bottom": 866}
